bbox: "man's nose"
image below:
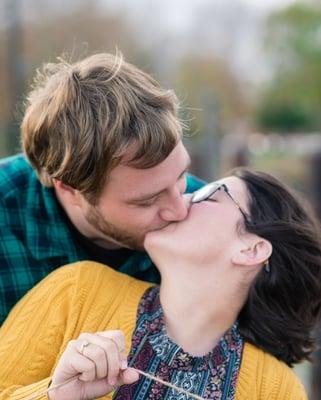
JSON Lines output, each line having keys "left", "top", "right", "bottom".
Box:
{"left": 183, "top": 193, "right": 193, "bottom": 208}
{"left": 159, "top": 192, "right": 189, "bottom": 222}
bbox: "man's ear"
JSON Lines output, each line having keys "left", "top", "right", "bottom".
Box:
{"left": 231, "top": 238, "right": 272, "bottom": 267}
{"left": 53, "top": 179, "right": 82, "bottom": 207}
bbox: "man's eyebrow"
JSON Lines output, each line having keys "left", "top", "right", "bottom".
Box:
{"left": 130, "top": 158, "right": 191, "bottom": 203}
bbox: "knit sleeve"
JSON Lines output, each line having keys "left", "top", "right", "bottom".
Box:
{"left": 260, "top": 351, "right": 308, "bottom": 400}
{"left": 0, "top": 261, "right": 150, "bottom": 399}
{"left": 0, "top": 262, "right": 84, "bottom": 399}
{"left": 272, "top": 368, "right": 308, "bottom": 400}
{"left": 236, "top": 343, "right": 308, "bottom": 400}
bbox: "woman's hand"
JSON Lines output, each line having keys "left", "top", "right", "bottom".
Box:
{"left": 49, "top": 330, "right": 139, "bottom": 400}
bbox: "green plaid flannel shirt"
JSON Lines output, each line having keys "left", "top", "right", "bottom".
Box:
{"left": 0, "top": 154, "right": 204, "bottom": 325}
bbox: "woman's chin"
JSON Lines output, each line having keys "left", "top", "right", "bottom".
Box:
{"left": 144, "top": 223, "right": 176, "bottom": 253}
{"left": 144, "top": 230, "right": 156, "bottom": 252}
{"left": 144, "top": 230, "right": 160, "bottom": 252}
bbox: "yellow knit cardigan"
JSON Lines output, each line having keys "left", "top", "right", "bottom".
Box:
{"left": 0, "top": 262, "right": 307, "bottom": 400}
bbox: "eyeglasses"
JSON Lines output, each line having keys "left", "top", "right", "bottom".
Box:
{"left": 191, "top": 182, "right": 249, "bottom": 223}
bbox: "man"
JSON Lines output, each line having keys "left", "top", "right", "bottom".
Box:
{"left": 0, "top": 53, "right": 203, "bottom": 324}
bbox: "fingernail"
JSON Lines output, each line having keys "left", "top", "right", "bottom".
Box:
{"left": 120, "top": 360, "right": 128, "bottom": 370}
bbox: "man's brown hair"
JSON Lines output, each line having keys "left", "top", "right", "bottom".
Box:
{"left": 21, "top": 53, "right": 182, "bottom": 203}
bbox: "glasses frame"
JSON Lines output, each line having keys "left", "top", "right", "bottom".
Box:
{"left": 191, "top": 182, "right": 250, "bottom": 223}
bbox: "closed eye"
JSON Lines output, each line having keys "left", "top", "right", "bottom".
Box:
{"left": 136, "top": 197, "right": 158, "bottom": 207}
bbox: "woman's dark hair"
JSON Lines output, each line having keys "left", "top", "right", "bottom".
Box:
{"left": 232, "top": 168, "right": 321, "bottom": 366}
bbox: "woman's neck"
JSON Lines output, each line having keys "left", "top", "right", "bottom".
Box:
{"left": 159, "top": 265, "right": 249, "bottom": 357}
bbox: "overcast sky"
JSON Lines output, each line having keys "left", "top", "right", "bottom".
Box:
{"left": 1, "top": 0, "right": 299, "bottom": 85}
{"left": 241, "top": 0, "right": 295, "bottom": 10}
{"left": 101, "top": 0, "right": 297, "bottom": 16}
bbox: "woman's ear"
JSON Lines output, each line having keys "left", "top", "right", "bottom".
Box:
{"left": 231, "top": 238, "right": 272, "bottom": 267}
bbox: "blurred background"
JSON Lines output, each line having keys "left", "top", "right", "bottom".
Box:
{"left": 1, "top": 0, "right": 321, "bottom": 396}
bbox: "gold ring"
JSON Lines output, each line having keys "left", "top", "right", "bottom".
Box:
{"left": 80, "top": 340, "right": 90, "bottom": 355}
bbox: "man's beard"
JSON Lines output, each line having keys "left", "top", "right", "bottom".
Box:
{"left": 85, "top": 206, "right": 144, "bottom": 250}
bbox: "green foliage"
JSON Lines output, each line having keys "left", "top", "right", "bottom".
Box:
{"left": 257, "top": 103, "right": 314, "bottom": 132}
{"left": 257, "top": 1, "right": 321, "bottom": 133}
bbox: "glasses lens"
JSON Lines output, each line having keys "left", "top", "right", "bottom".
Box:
{"left": 191, "top": 182, "right": 220, "bottom": 203}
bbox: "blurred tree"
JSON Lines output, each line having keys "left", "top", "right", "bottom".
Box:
{"left": 257, "top": 2, "right": 321, "bottom": 132}
{"left": 175, "top": 56, "right": 249, "bottom": 179}
{"left": 22, "top": 2, "right": 147, "bottom": 70}
{"left": 6, "top": 0, "right": 26, "bottom": 154}
{"left": 176, "top": 56, "right": 248, "bottom": 135}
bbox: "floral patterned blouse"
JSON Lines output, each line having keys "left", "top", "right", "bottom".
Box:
{"left": 114, "top": 287, "right": 244, "bottom": 400}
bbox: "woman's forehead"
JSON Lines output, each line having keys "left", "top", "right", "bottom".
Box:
{"left": 215, "top": 176, "right": 249, "bottom": 207}
{"left": 214, "top": 176, "right": 245, "bottom": 194}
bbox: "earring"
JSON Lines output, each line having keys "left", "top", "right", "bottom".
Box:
{"left": 264, "top": 259, "right": 271, "bottom": 273}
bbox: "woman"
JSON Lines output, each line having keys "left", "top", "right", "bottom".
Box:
{"left": 1, "top": 168, "right": 321, "bottom": 400}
